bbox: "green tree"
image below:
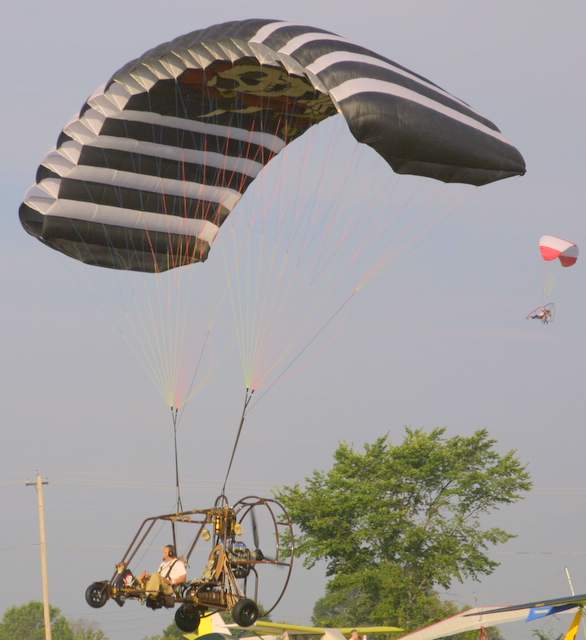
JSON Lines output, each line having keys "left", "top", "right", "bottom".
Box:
{"left": 311, "top": 563, "right": 458, "bottom": 629}
{"left": 276, "top": 428, "right": 531, "bottom": 629}
{"left": 70, "top": 619, "right": 109, "bottom": 640}
{"left": 143, "top": 622, "right": 185, "bottom": 640}
{"left": 532, "top": 629, "right": 562, "bottom": 640}
{"left": 0, "top": 601, "right": 74, "bottom": 640}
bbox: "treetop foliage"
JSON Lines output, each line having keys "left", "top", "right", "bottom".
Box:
{"left": 0, "top": 602, "right": 73, "bottom": 640}
{"left": 0, "top": 603, "right": 108, "bottom": 640}
{"left": 276, "top": 428, "right": 531, "bottom": 630}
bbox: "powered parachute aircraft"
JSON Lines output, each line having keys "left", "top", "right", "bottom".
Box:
{"left": 19, "top": 17, "right": 527, "bottom": 636}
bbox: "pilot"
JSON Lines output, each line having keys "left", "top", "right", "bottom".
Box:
{"left": 112, "top": 561, "right": 136, "bottom": 606}
{"left": 141, "top": 544, "right": 187, "bottom": 605}
{"left": 529, "top": 307, "right": 552, "bottom": 324}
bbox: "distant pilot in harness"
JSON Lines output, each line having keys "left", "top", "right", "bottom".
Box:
{"left": 528, "top": 305, "right": 553, "bottom": 324}
{"left": 527, "top": 302, "right": 555, "bottom": 324}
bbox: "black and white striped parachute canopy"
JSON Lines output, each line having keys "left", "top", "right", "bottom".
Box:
{"left": 20, "top": 19, "right": 526, "bottom": 273}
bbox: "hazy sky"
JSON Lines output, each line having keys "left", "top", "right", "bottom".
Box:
{"left": 2, "top": 2, "right": 586, "bottom": 639}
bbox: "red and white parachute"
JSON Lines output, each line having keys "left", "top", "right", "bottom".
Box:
{"left": 539, "top": 235, "right": 579, "bottom": 267}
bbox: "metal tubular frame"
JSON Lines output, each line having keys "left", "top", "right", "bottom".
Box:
{"left": 232, "top": 495, "right": 295, "bottom": 615}
{"left": 99, "top": 495, "right": 294, "bottom": 617}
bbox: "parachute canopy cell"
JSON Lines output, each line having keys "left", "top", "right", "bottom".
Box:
{"left": 539, "top": 235, "right": 579, "bottom": 267}
{"left": 20, "top": 19, "right": 526, "bottom": 273}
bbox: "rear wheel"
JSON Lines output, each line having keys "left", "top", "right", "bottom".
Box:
{"left": 231, "top": 598, "right": 259, "bottom": 627}
{"left": 175, "top": 604, "right": 201, "bottom": 633}
{"left": 85, "top": 582, "right": 109, "bottom": 609}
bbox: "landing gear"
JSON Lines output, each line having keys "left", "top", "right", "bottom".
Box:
{"left": 85, "top": 582, "right": 109, "bottom": 609}
{"left": 175, "top": 604, "right": 202, "bottom": 633}
{"left": 231, "top": 598, "right": 259, "bottom": 627}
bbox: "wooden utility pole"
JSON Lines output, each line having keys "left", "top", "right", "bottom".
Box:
{"left": 26, "top": 473, "right": 52, "bottom": 640}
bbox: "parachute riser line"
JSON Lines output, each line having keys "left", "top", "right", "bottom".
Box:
{"left": 171, "top": 406, "right": 183, "bottom": 514}
{"left": 221, "top": 387, "right": 255, "bottom": 497}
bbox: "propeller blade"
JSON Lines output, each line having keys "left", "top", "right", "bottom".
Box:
{"left": 251, "top": 507, "right": 260, "bottom": 551}
{"left": 248, "top": 505, "right": 282, "bottom": 564}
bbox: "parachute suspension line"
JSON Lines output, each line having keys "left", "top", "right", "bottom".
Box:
{"left": 261, "top": 119, "right": 379, "bottom": 390}
{"left": 294, "top": 118, "right": 351, "bottom": 271}
{"left": 234, "top": 117, "right": 261, "bottom": 383}
{"left": 242, "top": 107, "right": 328, "bottom": 388}
{"left": 246, "top": 112, "right": 313, "bottom": 384}
{"left": 235, "top": 115, "right": 283, "bottom": 388}
{"left": 246, "top": 123, "right": 371, "bottom": 391}
{"left": 543, "top": 263, "right": 556, "bottom": 301}
{"left": 70, "top": 217, "right": 181, "bottom": 407}
{"left": 252, "top": 290, "right": 357, "bottom": 411}
{"left": 309, "top": 140, "right": 392, "bottom": 286}
{"left": 182, "top": 323, "right": 212, "bottom": 408}
{"left": 252, "top": 182, "right": 466, "bottom": 410}
{"left": 354, "top": 187, "right": 467, "bottom": 293}
{"left": 170, "top": 406, "right": 183, "bottom": 513}
{"left": 221, "top": 387, "right": 255, "bottom": 497}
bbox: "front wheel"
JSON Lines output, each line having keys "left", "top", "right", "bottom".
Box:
{"left": 231, "top": 598, "right": 259, "bottom": 627}
{"left": 85, "top": 582, "right": 109, "bottom": 609}
{"left": 175, "top": 604, "right": 201, "bottom": 633}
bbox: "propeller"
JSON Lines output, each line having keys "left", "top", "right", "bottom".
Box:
{"left": 249, "top": 506, "right": 283, "bottom": 563}
{"left": 250, "top": 506, "right": 265, "bottom": 560}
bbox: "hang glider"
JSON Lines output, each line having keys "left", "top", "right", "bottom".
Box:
{"left": 233, "top": 620, "right": 403, "bottom": 635}
{"left": 183, "top": 614, "right": 402, "bottom": 640}
{"left": 398, "top": 593, "right": 586, "bottom": 640}
{"left": 470, "top": 592, "right": 586, "bottom": 620}
{"left": 185, "top": 592, "right": 586, "bottom": 640}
